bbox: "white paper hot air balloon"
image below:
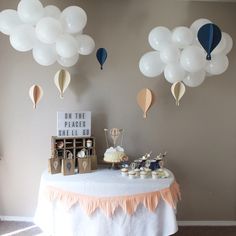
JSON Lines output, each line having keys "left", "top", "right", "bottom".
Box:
{"left": 171, "top": 82, "right": 185, "bottom": 106}
{"left": 54, "top": 69, "right": 71, "bottom": 98}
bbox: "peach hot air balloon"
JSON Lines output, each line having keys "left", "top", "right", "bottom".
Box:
{"left": 137, "top": 88, "right": 153, "bottom": 118}
{"left": 171, "top": 82, "right": 186, "bottom": 106}
{"left": 29, "top": 84, "right": 43, "bottom": 109}
{"left": 54, "top": 69, "right": 71, "bottom": 99}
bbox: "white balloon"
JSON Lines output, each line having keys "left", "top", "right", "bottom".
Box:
{"left": 180, "top": 46, "right": 206, "bottom": 73}
{"left": 17, "top": 0, "right": 44, "bottom": 25}
{"left": 56, "top": 34, "right": 78, "bottom": 58}
{"left": 36, "top": 17, "right": 62, "bottom": 44}
{"left": 10, "top": 24, "right": 36, "bottom": 52}
{"left": 222, "top": 32, "right": 233, "bottom": 55}
{"left": 172, "top": 27, "right": 194, "bottom": 48}
{"left": 148, "top": 27, "right": 172, "bottom": 51}
{"left": 205, "top": 72, "right": 213, "bottom": 77}
{"left": 33, "top": 41, "right": 57, "bottom": 66}
{"left": 57, "top": 54, "right": 79, "bottom": 67}
{"left": 139, "top": 51, "right": 165, "bottom": 78}
{"left": 190, "top": 18, "right": 212, "bottom": 35}
{"left": 75, "top": 34, "right": 95, "bottom": 55}
{"left": 160, "top": 44, "right": 180, "bottom": 64}
{"left": 164, "top": 63, "right": 186, "bottom": 84}
{"left": 61, "top": 6, "right": 87, "bottom": 34}
{"left": 75, "top": 30, "right": 83, "bottom": 35}
{"left": 0, "top": 9, "right": 22, "bottom": 35}
{"left": 205, "top": 55, "right": 229, "bottom": 75}
{"left": 44, "top": 5, "right": 61, "bottom": 19}
{"left": 183, "top": 70, "right": 206, "bottom": 87}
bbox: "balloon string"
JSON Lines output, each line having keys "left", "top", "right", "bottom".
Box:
{"left": 104, "top": 129, "right": 109, "bottom": 148}
{"left": 120, "top": 129, "right": 124, "bottom": 147}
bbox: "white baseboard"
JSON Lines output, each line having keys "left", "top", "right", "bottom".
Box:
{"left": 0, "top": 216, "right": 33, "bottom": 222}
{"left": 1, "top": 216, "right": 236, "bottom": 227}
{"left": 178, "top": 221, "right": 236, "bottom": 226}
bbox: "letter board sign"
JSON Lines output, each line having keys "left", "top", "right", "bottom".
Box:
{"left": 57, "top": 111, "right": 91, "bottom": 137}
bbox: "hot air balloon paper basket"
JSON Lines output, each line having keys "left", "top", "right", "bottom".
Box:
{"left": 49, "top": 136, "right": 97, "bottom": 175}
{"left": 48, "top": 158, "right": 61, "bottom": 174}
{"left": 62, "top": 159, "right": 75, "bottom": 176}
{"left": 78, "top": 157, "right": 92, "bottom": 174}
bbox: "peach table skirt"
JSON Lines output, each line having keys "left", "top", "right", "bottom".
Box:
{"left": 44, "top": 181, "right": 180, "bottom": 217}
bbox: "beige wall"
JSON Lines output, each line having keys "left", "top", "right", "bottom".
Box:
{"left": 0, "top": 0, "right": 236, "bottom": 220}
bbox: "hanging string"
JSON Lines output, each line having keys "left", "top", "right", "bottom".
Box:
{"left": 120, "top": 129, "right": 124, "bottom": 147}
{"left": 104, "top": 129, "right": 109, "bottom": 148}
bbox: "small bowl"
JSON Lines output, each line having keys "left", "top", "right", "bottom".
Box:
{"left": 56, "top": 141, "right": 64, "bottom": 149}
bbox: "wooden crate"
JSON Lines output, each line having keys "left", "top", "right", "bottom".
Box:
{"left": 50, "top": 136, "right": 97, "bottom": 175}
{"left": 91, "top": 155, "right": 97, "bottom": 170}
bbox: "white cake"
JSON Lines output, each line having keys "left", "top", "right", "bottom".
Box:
{"left": 104, "top": 146, "right": 126, "bottom": 163}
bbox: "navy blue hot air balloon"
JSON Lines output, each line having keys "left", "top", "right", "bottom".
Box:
{"left": 96, "top": 48, "right": 107, "bottom": 70}
{"left": 197, "top": 23, "right": 222, "bottom": 60}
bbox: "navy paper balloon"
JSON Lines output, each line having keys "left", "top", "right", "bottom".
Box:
{"left": 197, "top": 23, "right": 222, "bottom": 60}
{"left": 96, "top": 48, "right": 107, "bottom": 70}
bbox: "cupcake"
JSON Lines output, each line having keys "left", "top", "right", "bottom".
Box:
{"left": 156, "top": 168, "right": 169, "bottom": 178}
{"left": 121, "top": 168, "right": 128, "bottom": 176}
{"left": 140, "top": 171, "right": 148, "bottom": 179}
{"left": 134, "top": 168, "right": 141, "bottom": 177}
{"left": 152, "top": 171, "right": 158, "bottom": 179}
{"left": 144, "top": 168, "right": 152, "bottom": 176}
{"left": 128, "top": 170, "right": 136, "bottom": 179}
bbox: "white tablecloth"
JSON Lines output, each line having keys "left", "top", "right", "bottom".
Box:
{"left": 34, "top": 169, "right": 179, "bottom": 236}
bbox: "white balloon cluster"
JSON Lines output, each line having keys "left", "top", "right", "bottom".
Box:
{"left": 0, "top": 0, "right": 95, "bottom": 67}
{"left": 139, "top": 19, "right": 233, "bottom": 87}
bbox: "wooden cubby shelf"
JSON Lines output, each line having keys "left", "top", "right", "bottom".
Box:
{"left": 50, "top": 136, "right": 97, "bottom": 175}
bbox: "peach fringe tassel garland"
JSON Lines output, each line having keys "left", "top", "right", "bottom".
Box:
{"left": 44, "top": 181, "right": 181, "bottom": 217}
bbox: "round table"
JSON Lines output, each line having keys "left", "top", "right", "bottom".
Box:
{"left": 34, "top": 169, "right": 180, "bottom": 236}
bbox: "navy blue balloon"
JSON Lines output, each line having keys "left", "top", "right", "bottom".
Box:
{"left": 197, "top": 23, "right": 222, "bottom": 60}
{"left": 96, "top": 48, "right": 107, "bottom": 70}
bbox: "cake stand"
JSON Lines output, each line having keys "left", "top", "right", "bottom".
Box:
{"left": 104, "top": 160, "right": 121, "bottom": 170}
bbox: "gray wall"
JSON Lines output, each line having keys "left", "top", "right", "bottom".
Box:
{"left": 0, "top": 0, "right": 236, "bottom": 220}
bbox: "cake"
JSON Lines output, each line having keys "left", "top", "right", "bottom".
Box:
{"left": 103, "top": 146, "right": 127, "bottom": 163}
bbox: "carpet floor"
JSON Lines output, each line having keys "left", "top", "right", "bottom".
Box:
{"left": 0, "top": 221, "right": 236, "bottom": 236}
{"left": 0, "top": 221, "right": 42, "bottom": 236}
